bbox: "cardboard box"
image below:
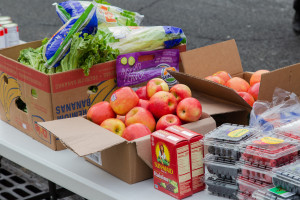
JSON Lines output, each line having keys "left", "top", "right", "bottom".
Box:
{"left": 166, "top": 126, "right": 205, "bottom": 193}
{"left": 0, "top": 41, "right": 186, "bottom": 150}
{"left": 151, "top": 130, "right": 193, "bottom": 199}
{"left": 38, "top": 113, "right": 216, "bottom": 184}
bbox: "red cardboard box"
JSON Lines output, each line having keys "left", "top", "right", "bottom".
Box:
{"left": 151, "top": 130, "right": 193, "bottom": 199}
{"left": 166, "top": 125, "right": 205, "bottom": 193}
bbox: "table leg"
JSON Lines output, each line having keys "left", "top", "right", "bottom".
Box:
{"left": 49, "top": 181, "right": 57, "bottom": 200}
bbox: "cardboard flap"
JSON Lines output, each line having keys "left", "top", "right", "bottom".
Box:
{"left": 182, "top": 116, "right": 216, "bottom": 135}
{"left": 38, "top": 117, "right": 126, "bottom": 156}
{"left": 169, "top": 71, "right": 252, "bottom": 113}
{"left": 258, "top": 63, "right": 300, "bottom": 102}
{"left": 135, "top": 135, "right": 152, "bottom": 168}
{"left": 180, "top": 39, "right": 243, "bottom": 77}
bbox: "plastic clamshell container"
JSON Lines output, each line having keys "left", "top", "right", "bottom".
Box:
{"left": 239, "top": 133, "right": 299, "bottom": 168}
{"left": 273, "top": 161, "right": 300, "bottom": 195}
{"left": 205, "top": 154, "right": 240, "bottom": 180}
{"left": 239, "top": 163, "right": 273, "bottom": 183}
{"left": 237, "top": 176, "right": 272, "bottom": 196}
{"left": 237, "top": 192, "right": 256, "bottom": 200}
{"left": 204, "top": 124, "right": 259, "bottom": 161}
{"left": 252, "top": 185, "right": 300, "bottom": 200}
{"left": 275, "top": 120, "right": 300, "bottom": 141}
{"left": 206, "top": 176, "right": 238, "bottom": 199}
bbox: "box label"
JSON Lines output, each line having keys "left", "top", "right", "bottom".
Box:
{"left": 228, "top": 129, "right": 249, "bottom": 138}
{"left": 86, "top": 152, "right": 102, "bottom": 166}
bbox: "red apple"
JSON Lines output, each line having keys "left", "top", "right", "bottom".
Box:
{"left": 122, "top": 123, "right": 151, "bottom": 141}
{"left": 225, "top": 77, "right": 250, "bottom": 92}
{"left": 136, "top": 86, "right": 148, "bottom": 100}
{"left": 170, "top": 84, "right": 192, "bottom": 103}
{"left": 137, "top": 99, "right": 150, "bottom": 110}
{"left": 100, "top": 118, "right": 126, "bottom": 136}
{"left": 250, "top": 70, "right": 269, "bottom": 86}
{"left": 125, "top": 107, "right": 156, "bottom": 132}
{"left": 156, "top": 114, "right": 182, "bottom": 130}
{"left": 248, "top": 82, "right": 260, "bottom": 101}
{"left": 116, "top": 115, "right": 125, "bottom": 123}
{"left": 146, "top": 78, "right": 169, "bottom": 98}
{"left": 148, "top": 91, "right": 177, "bottom": 119}
{"left": 238, "top": 92, "right": 255, "bottom": 107}
{"left": 177, "top": 97, "right": 202, "bottom": 122}
{"left": 213, "top": 71, "right": 231, "bottom": 83}
{"left": 87, "top": 102, "right": 116, "bottom": 125}
{"left": 205, "top": 75, "right": 225, "bottom": 85}
{"left": 110, "top": 87, "right": 139, "bottom": 115}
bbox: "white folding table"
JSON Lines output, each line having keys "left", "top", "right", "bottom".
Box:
{"left": 0, "top": 120, "right": 226, "bottom": 200}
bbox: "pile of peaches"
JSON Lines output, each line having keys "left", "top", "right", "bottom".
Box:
{"left": 205, "top": 70, "right": 269, "bottom": 106}
{"left": 87, "top": 78, "right": 202, "bottom": 141}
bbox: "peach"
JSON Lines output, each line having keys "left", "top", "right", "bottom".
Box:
{"left": 225, "top": 77, "right": 250, "bottom": 92}
{"left": 125, "top": 107, "right": 156, "bottom": 132}
{"left": 170, "top": 84, "right": 192, "bottom": 103}
{"left": 100, "top": 118, "right": 125, "bottom": 136}
{"left": 238, "top": 92, "right": 255, "bottom": 107}
{"left": 148, "top": 91, "right": 177, "bottom": 119}
{"left": 136, "top": 86, "right": 148, "bottom": 100}
{"left": 110, "top": 87, "right": 139, "bottom": 115}
{"left": 248, "top": 82, "right": 260, "bottom": 101}
{"left": 156, "top": 114, "right": 182, "bottom": 131}
{"left": 205, "top": 75, "right": 225, "bottom": 85}
{"left": 122, "top": 123, "right": 151, "bottom": 141}
{"left": 250, "top": 70, "right": 269, "bottom": 86}
{"left": 87, "top": 102, "right": 116, "bottom": 125}
{"left": 177, "top": 97, "right": 202, "bottom": 122}
{"left": 213, "top": 71, "right": 231, "bottom": 83}
{"left": 137, "top": 99, "right": 150, "bottom": 110}
{"left": 146, "top": 78, "right": 169, "bottom": 98}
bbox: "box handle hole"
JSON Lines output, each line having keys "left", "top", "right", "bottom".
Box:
{"left": 3, "top": 75, "right": 8, "bottom": 84}
{"left": 138, "top": 54, "right": 155, "bottom": 62}
{"left": 15, "top": 97, "right": 27, "bottom": 113}
{"left": 88, "top": 85, "right": 98, "bottom": 94}
{"left": 31, "top": 89, "right": 38, "bottom": 98}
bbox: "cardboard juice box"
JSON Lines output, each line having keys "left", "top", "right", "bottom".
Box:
{"left": 166, "top": 125, "right": 205, "bottom": 193}
{"left": 151, "top": 130, "right": 193, "bottom": 199}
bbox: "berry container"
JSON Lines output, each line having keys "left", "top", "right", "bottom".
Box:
{"left": 237, "top": 191, "right": 256, "bottom": 200}
{"left": 273, "top": 161, "right": 300, "bottom": 195}
{"left": 240, "top": 133, "right": 299, "bottom": 168}
{"left": 237, "top": 176, "right": 272, "bottom": 196}
{"left": 205, "top": 154, "right": 240, "bottom": 181}
{"left": 204, "top": 124, "right": 259, "bottom": 161}
{"left": 275, "top": 120, "right": 300, "bottom": 141}
{"left": 239, "top": 163, "right": 273, "bottom": 183}
{"left": 252, "top": 185, "right": 300, "bottom": 200}
{"left": 206, "top": 176, "right": 238, "bottom": 199}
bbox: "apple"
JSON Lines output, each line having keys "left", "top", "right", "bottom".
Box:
{"left": 125, "top": 107, "right": 156, "bottom": 132}
{"left": 225, "top": 77, "right": 250, "bottom": 92}
{"left": 238, "top": 92, "right": 255, "bottom": 107}
{"left": 146, "top": 78, "right": 169, "bottom": 98}
{"left": 122, "top": 123, "right": 151, "bottom": 141}
{"left": 170, "top": 84, "right": 192, "bottom": 103}
{"left": 148, "top": 91, "right": 177, "bottom": 119}
{"left": 116, "top": 115, "right": 125, "bottom": 123}
{"left": 100, "top": 118, "right": 126, "bottom": 136}
{"left": 137, "top": 99, "right": 150, "bottom": 110}
{"left": 248, "top": 82, "right": 260, "bottom": 101}
{"left": 250, "top": 70, "right": 269, "bottom": 86}
{"left": 87, "top": 102, "right": 116, "bottom": 125}
{"left": 205, "top": 75, "right": 225, "bottom": 85}
{"left": 136, "top": 86, "right": 148, "bottom": 100}
{"left": 156, "top": 114, "right": 182, "bottom": 130}
{"left": 110, "top": 87, "right": 139, "bottom": 115}
{"left": 213, "top": 71, "right": 231, "bottom": 83}
{"left": 177, "top": 97, "right": 202, "bottom": 122}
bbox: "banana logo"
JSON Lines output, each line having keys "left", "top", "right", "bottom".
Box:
{"left": 0, "top": 73, "right": 21, "bottom": 121}
{"left": 88, "top": 78, "right": 118, "bottom": 107}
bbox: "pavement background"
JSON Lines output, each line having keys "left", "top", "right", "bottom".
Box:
{"left": 0, "top": 0, "right": 299, "bottom": 199}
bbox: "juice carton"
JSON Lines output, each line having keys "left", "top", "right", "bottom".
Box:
{"left": 151, "top": 130, "right": 193, "bottom": 199}
{"left": 166, "top": 125, "right": 205, "bottom": 193}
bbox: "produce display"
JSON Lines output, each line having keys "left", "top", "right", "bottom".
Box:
{"left": 252, "top": 185, "right": 300, "bottom": 200}
{"left": 273, "top": 161, "right": 300, "bottom": 195}
{"left": 204, "top": 124, "right": 258, "bottom": 160}
{"left": 206, "top": 176, "right": 239, "bottom": 199}
{"left": 239, "top": 163, "right": 273, "bottom": 183}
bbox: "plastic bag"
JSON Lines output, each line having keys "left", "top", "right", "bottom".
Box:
{"left": 116, "top": 49, "right": 180, "bottom": 87}
{"left": 43, "top": 3, "right": 98, "bottom": 69}
{"left": 249, "top": 88, "right": 300, "bottom": 131}
{"left": 54, "top": 1, "right": 144, "bottom": 26}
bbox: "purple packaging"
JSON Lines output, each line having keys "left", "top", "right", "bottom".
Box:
{"left": 116, "top": 49, "right": 180, "bottom": 87}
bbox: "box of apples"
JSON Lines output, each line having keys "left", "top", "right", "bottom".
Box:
{"left": 37, "top": 77, "right": 216, "bottom": 184}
